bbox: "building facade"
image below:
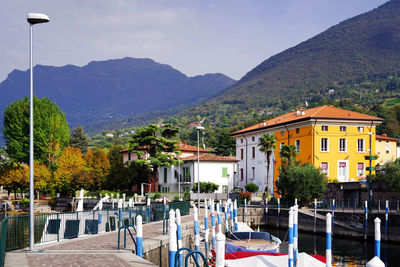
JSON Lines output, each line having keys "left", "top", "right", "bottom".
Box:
{"left": 375, "top": 134, "right": 399, "bottom": 166}
{"left": 232, "top": 105, "right": 383, "bottom": 194}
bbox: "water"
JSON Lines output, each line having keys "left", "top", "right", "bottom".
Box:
{"left": 263, "top": 227, "right": 400, "bottom": 266}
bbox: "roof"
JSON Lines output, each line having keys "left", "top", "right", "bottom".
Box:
{"left": 181, "top": 153, "right": 238, "bottom": 162}
{"left": 120, "top": 142, "right": 209, "bottom": 153}
{"left": 232, "top": 105, "right": 383, "bottom": 136}
{"left": 376, "top": 134, "right": 399, "bottom": 142}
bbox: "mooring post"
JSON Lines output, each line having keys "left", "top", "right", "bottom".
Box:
{"left": 365, "top": 200, "right": 368, "bottom": 240}
{"left": 193, "top": 205, "right": 200, "bottom": 261}
{"left": 326, "top": 213, "right": 332, "bottom": 267}
{"left": 288, "top": 207, "right": 294, "bottom": 267}
{"left": 277, "top": 198, "right": 281, "bottom": 227}
{"left": 163, "top": 197, "right": 167, "bottom": 235}
{"left": 204, "top": 199, "right": 209, "bottom": 259}
{"left": 176, "top": 209, "right": 183, "bottom": 267}
{"left": 374, "top": 217, "right": 381, "bottom": 259}
{"left": 147, "top": 197, "right": 151, "bottom": 223}
{"left": 294, "top": 204, "right": 298, "bottom": 266}
{"left": 225, "top": 201, "right": 229, "bottom": 234}
{"left": 230, "top": 201, "right": 234, "bottom": 233}
{"left": 216, "top": 202, "right": 222, "bottom": 233}
{"left": 128, "top": 198, "right": 133, "bottom": 224}
{"left": 233, "top": 199, "right": 238, "bottom": 232}
{"left": 244, "top": 199, "right": 247, "bottom": 225}
{"left": 216, "top": 232, "right": 226, "bottom": 267}
{"left": 314, "top": 198, "right": 317, "bottom": 233}
{"left": 385, "top": 200, "right": 388, "bottom": 240}
{"left": 118, "top": 199, "right": 123, "bottom": 227}
{"left": 212, "top": 200, "right": 216, "bottom": 249}
{"left": 265, "top": 199, "right": 268, "bottom": 225}
{"left": 136, "top": 215, "right": 143, "bottom": 257}
{"left": 168, "top": 209, "right": 177, "bottom": 267}
{"left": 332, "top": 199, "right": 335, "bottom": 235}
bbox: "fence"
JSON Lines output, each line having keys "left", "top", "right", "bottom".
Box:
{"left": 0, "top": 218, "right": 7, "bottom": 267}
{"left": 4, "top": 201, "right": 190, "bottom": 252}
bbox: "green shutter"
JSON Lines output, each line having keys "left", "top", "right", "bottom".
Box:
{"left": 222, "top": 167, "right": 228, "bottom": 177}
{"left": 164, "top": 168, "right": 167, "bottom": 183}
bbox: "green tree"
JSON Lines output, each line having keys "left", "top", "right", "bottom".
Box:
{"left": 245, "top": 183, "right": 259, "bottom": 193}
{"left": 69, "top": 126, "right": 90, "bottom": 154}
{"left": 258, "top": 133, "right": 276, "bottom": 193}
{"left": 105, "top": 145, "right": 132, "bottom": 190}
{"left": 128, "top": 124, "right": 180, "bottom": 191}
{"left": 210, "top": 129, "right": 236, "bottom": 156}
{"left": 276, "top": 163, "right": 327, "bottom": 205}
{"left": 192, "top": 182, "right": 219, "bottom": 193}
{"left": 3, "top": 97, "right": 69, "bottom": 165}
{"left": 280, "top": 144, "right": 298, "bottom": 166}
{"left": 375, "top": 159, "right": 400, "bottom": 192}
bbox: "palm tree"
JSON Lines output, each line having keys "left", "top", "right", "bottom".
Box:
{"left": 280, "top": 144, "right": 298, "bottom": 166}
{"left": 258, "top": 134, "right": 276, "bottom": 194}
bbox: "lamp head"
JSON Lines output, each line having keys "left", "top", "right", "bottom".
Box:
{"left": 27, "top": 13, "right": 50, "bottom": 25}
{"left": 196, "top": 125, "right": 205, "bottom": 131}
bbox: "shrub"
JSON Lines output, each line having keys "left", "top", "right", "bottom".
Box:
{"left": 152, "top": 193, "right": 162, "bottom": 200}
{"left": 239, "top": 192, "right": 252, "bottom": 202}
{"left": 192, "top": 182, "right": 219, "bottom": 193}
{"left": 245, "top": 183, "right": 259, "bottom": 193}
{"left": 375, "top": 159, "right": 400, "bottom": 192}
{"left": 20, "top": 198, "right": 30, "bottom": 207}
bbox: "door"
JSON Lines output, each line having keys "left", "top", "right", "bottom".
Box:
{"left": 338, "top": 161, "right": 349, "bottom": 182}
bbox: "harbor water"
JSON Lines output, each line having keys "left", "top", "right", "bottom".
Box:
{"left": 262, "top": 226, "right": 400, "bottom": 266}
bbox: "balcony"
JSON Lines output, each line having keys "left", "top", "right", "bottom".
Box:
{"left": 179, "top": 176, "right": 191, "bottom": 184}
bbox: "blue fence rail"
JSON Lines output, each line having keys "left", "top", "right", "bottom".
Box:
{"left": 4, "top": 201, "right": 190, "bottom": 251}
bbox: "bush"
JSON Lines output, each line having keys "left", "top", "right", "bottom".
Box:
{"left": 152, "top": 193, "right": 162, "bottom": 200}
{"left": 20, "top": 198, "right": 29, "bottom": 207}
{"left": 276, "top": 162, "right": 327, "bottom": 205}
{"left": 245, "top": 183, "right": 259, "bottom": 193}
{"left": 375, "top": 159, "right": 400, "bottom": 192}
{"left": 239, "top": 192, "right": 251, "bottom": 202}
{"left": 192, "top": 182, "right": 219, "bottom": 193}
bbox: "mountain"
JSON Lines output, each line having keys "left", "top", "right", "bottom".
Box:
{"left": 206, "top": 0, "right": 400, "bottom": 111}
{"left": 0, "top": 57, "right": 235, "bottom": 136}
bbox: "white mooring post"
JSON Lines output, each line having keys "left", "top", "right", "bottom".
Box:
{"left": 216, "top": 232, "right": 226, "bottom": 267}
{"left": 365, "top": 200, "right": 368, "bottom": 240}
{"left": 293, "top": 204, "right": 298, "bottom": 265}
{"left": 193, "top": 205, "right": 200, "bottom": 261}
{"left": 288, "top": 207, "right": 294, "bottom": 267}
{"left": 136, "top": 215, "right": 143, "bottom": 257}
{"left": 314, "top": 198, "right": 317, "bottom": 233}
{"left": 230, "top": 201, "right": 234, "bottom": 233}
{"left": 147, "top": 197, "right": 151, "bottom": 223}
{"left": 374, "top": 217, "right": 381, "bottom": 259}
{"left": 225, "top": 202, "right": 229, "bottom": 234}
{"left": 385, "top": 200, "right": 389, "bottom": 239}
{"left": 168, "top": 209, "right": 177, "bottom": 267}
{"left": 176, "top": 209, "right": 183, "bottom": 267}
{"left": 244, "top": 199, "right": 248, "bottom": 225}
{"left": 233, "top": 199, "right": 238, "bottom": 232}
{"left": 204, "top": 199, "right": 209, "bottom": 259}
{"left": 211, "top": 200, "right": 216, "bottom": 249}
{"left": 118, "top": 199, "right": 123, "bottom": 226}
{"left": 326, "top": 213, "right": 332, "bottom": 267}
{"left": 216, "top": 202, "right": 222, "bottom": 233}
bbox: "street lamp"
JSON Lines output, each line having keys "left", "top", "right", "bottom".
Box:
{"left": 27, "top": 12, "right": 49, "bottom": 251}
{"left": 196, "top": 125, "right": 204, "bottom": 213}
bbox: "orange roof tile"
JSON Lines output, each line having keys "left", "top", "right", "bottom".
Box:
{"left": 232, "top": 105, "right": 383, "bottom": 136}
{"left": 181, "top": 153, "right": 238, "bottom": 162}
{"left": 376, "top": 134, "right": 399, "bottom": 142}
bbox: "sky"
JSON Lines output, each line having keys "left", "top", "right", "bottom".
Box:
{"left": 0, "top": 0, "right": 388, "bottom": 81}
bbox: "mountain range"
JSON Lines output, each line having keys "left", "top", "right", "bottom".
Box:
{"left": 0, "top": 57, "right": 235, "bottom": 138}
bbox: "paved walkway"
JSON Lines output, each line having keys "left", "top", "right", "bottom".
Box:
{"left": 5, "top": 210, "right": 199, "bottom": 267}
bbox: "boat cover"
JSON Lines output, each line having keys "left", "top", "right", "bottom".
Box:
{"left": 225, "top": 252, "right": 325, "bottom": 267}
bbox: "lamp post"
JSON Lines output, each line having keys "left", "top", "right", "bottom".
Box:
{"left": 27, "top": 13, "right": 49, "bottom": 251}
{"left": 196, "top": 125, "right": 204, "bottom": 213}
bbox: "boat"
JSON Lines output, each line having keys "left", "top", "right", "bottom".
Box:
{"left": 227, "top": 231, "right": 281, "bottom": 253}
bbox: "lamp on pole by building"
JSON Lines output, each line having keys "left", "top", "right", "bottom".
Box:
{"left": 196, "top": 125, "right": 204, "bottom": 213}
{"left": 27, "top": 12, "right": 49, "bottom": 251}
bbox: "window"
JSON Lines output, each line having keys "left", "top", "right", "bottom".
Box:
{"left": 295, "top": 140, "right": 300, "bottom": 153}
{"left": 386, "top": 142, "right": 390, "bottom": 153}
{"left": 222, "top": 167, "right": 228, "bottom": 178}
{"left": 241, "top": 139, "right": 243, "bottom": 144}
{"left": 128, "top": 152, "right": 131, "bottom": 161}
{"left": 183, "top": 186, "right": 190, "bottom": 192}
{"left": 252, "top": 147, "right": 255, "bottom": 158}
{"left": 161, "top": 186, "right": 170, "bottom": 193}
{"left": 322, "top": 126, "right": 328, "bottom": 131}
{"left": 358, "top": 127, "right": 364, "bottom": 132}
{"left": 222, "top": 185, "right": 228, "bottom": 193}
{"left": 252, "top": 136, "right": 255, "bottom": 142}
{"left": 182, "top": 167, "right": 191, "bottom": 182}
{"left": 251, "top": 167, "right": 255, "bottom": 180}
{"left": 241, "top": 149, "right": 244, "bottom": 160}
{"left": 296, "top": 128, "right": 300, "bottom": 134}
{"left": 340, "top": 126, "right": 346, "bottom": 132}
{"left": 321, "top": 162, "right": 329, "bottom": 176}
{"left": 240, "top": 168, "right": 244, "bottom": 181}
{"left": 164, "top": 168, "right": 168, "bottom": 183}
{"left": 281, "top": 131, "right": 285, "bottom": 136}
{"left": 321, "top": 138, "right": 328, "bottom": 152}
{"left": 339, "top": 138, "right": 347, "bottom": 152}
{"left": 357, "top": 139, "right": 365, "bottom": 152}
{"left": 357, "top": 163, "right": 365, "bottom": 177}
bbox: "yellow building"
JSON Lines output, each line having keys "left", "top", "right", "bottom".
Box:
{"left": 375, "top": 134, "right": 399, "bottom": 166}
{"left": 232, "top": 105, "right": 383, "bottom": 194}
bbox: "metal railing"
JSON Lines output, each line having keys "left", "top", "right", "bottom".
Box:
{"left": 4, "top": 201, "right": 190, "bottom": 251}
{"left": 0, "top": 217, "right": 8, "bottom": 267}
